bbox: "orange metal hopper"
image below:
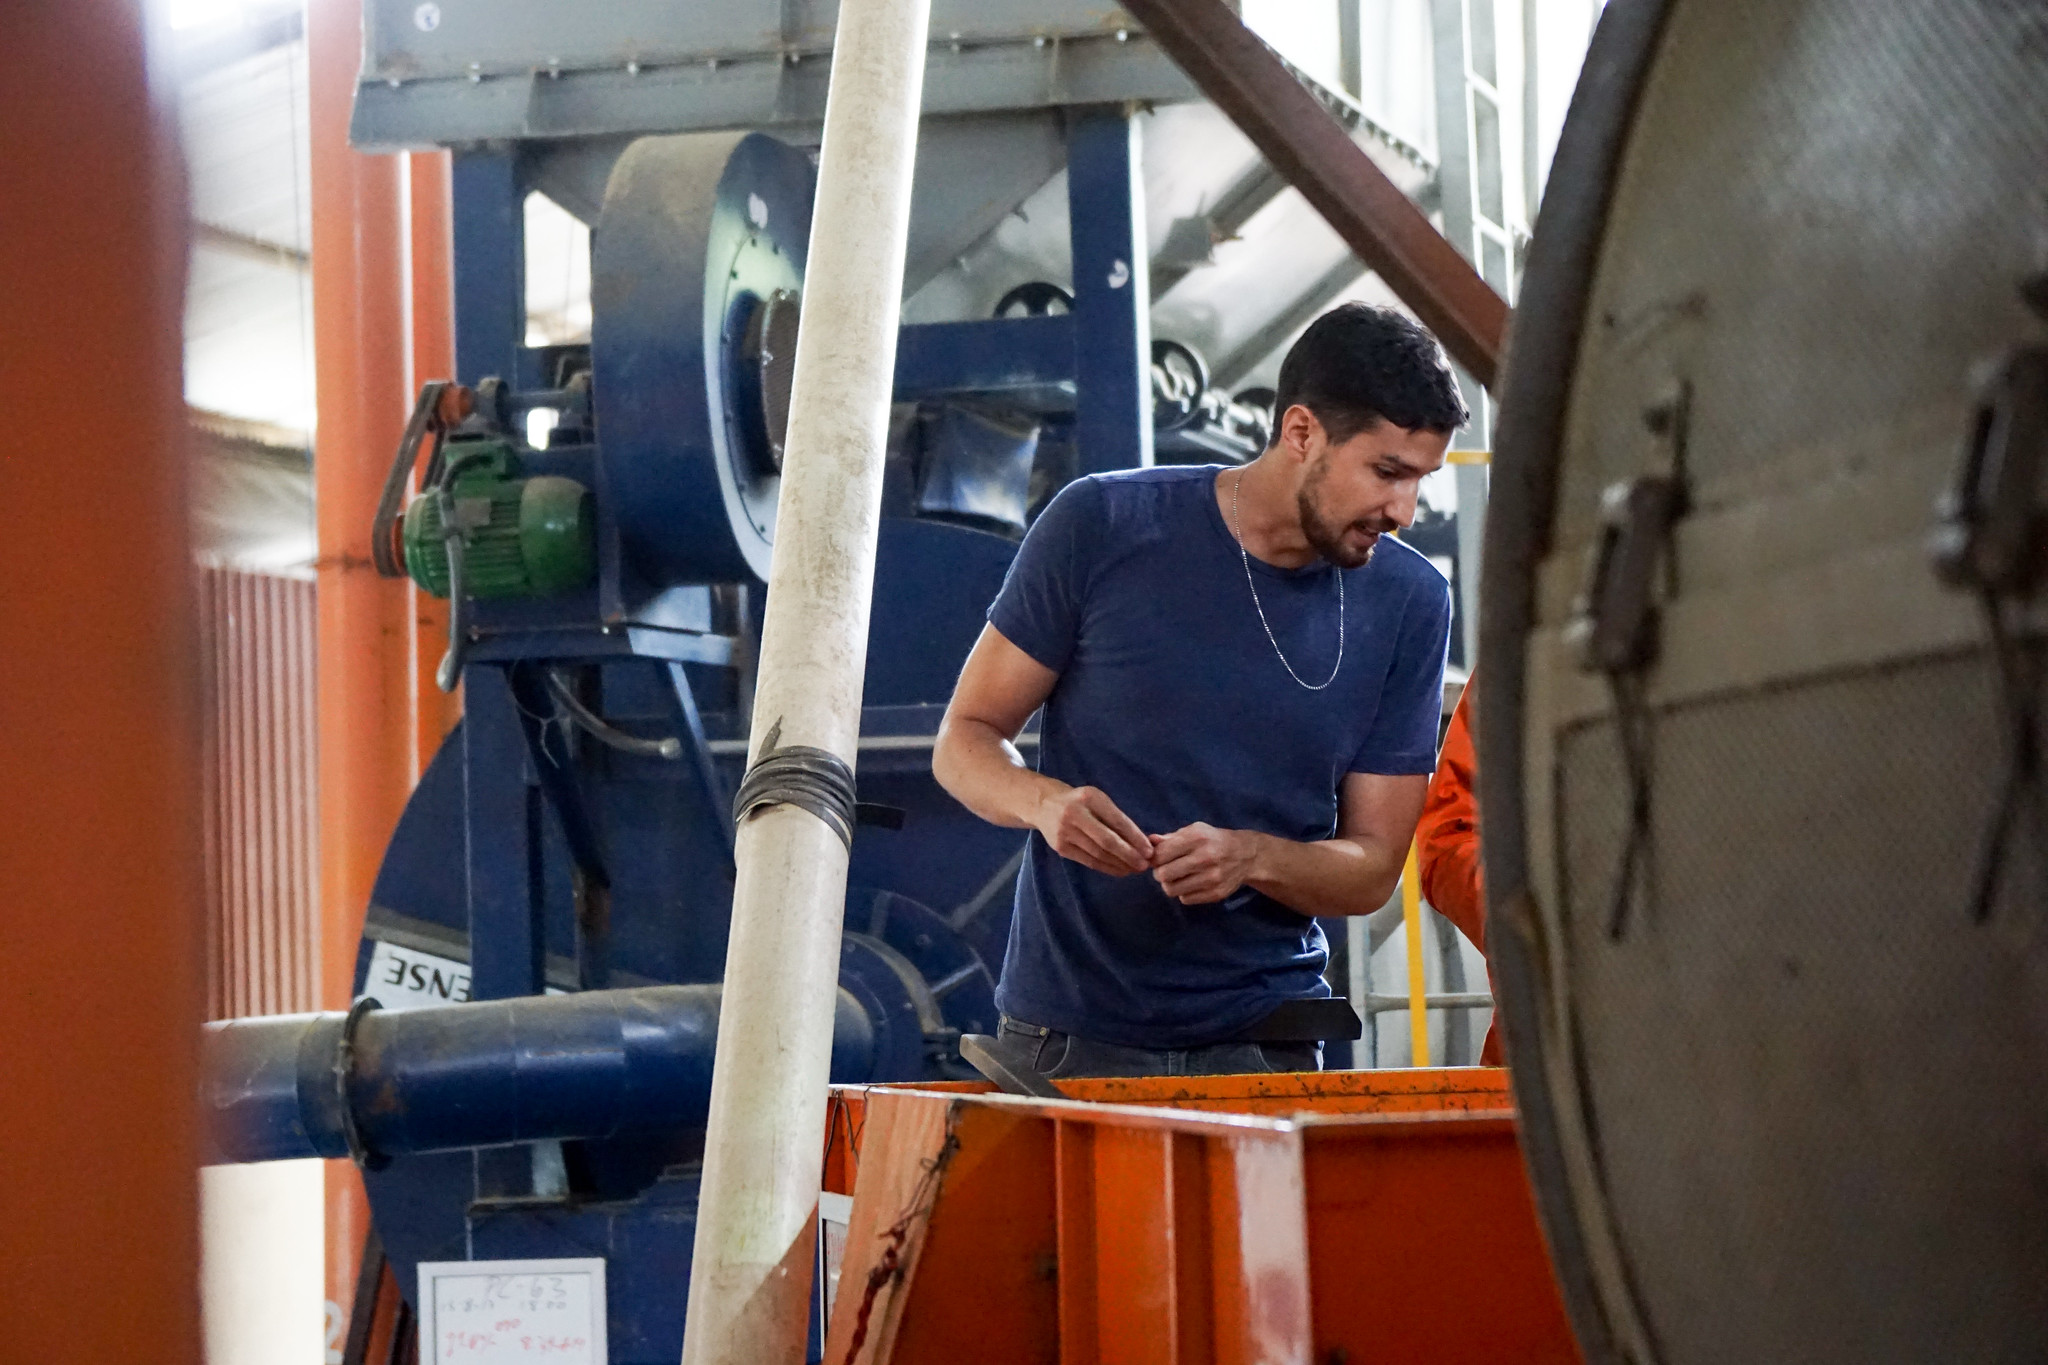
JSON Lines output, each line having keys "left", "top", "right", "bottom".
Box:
{"left": 820, "top": 1069, "right": 1579, "bottom": 1365}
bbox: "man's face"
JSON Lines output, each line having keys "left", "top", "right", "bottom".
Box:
{"left": 1294, "top": 412, "right": 1451, "bottom": 568}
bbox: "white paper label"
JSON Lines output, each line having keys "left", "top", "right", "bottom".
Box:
{"left": 362, "top": 940, "right": 473, "bottom": 1011}
{"left": 419, "top": 1258, "right": 606, "bottom": 1365}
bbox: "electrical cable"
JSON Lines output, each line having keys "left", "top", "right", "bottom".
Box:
{"left": 544, "top": 669, "right": 683, "bottom": 760}
{"left": 430, "top": 447, "right": 499, "bottom": 691}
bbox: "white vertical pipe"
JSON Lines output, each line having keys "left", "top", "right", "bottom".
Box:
{"left": 677, "top": 1, "right": 930, "bottom": 1362}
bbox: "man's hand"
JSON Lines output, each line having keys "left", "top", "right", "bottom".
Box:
{"left": 1150, "top": 823, "right": 1262, "bottom": 905}
{"left": 1033, "top": 785, "right": 1152, "bottom": 877}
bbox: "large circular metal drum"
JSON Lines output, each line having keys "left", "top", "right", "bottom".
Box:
{"left": 1483, "top": 3, "right": 2048, "bottom": 1361}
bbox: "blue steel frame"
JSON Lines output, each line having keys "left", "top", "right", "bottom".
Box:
{"left": 449, "top": 106, "right": 1154, "bottom": 485}
{"left": 433, "top": 95, "right": 1159, "bottom": 1142}
{"left": 411, "top": 112, "right": 1155, "bottom": 1344}
{"left": 1066, "top": 106, "right": 1155, "bottom": 473}
{"left": 445, "top": 92, "right": 542, "bottom": 1175}
{"left": 451, "top": 149, "right": 529, "bottom": 389}
{"left": 883, "top": 105, "right": 1156, "bottom": 472}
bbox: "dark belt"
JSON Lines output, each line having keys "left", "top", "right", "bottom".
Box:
{"left": 1235, "top": 997, "right": 1362, "bottom": 1044}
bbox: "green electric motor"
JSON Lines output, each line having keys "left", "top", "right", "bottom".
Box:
{"left": 402, "top": 442, "right": 596, "bottom": 600}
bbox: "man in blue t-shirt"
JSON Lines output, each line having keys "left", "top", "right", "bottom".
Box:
{"left": 933, "top": 304, "right": 1465, "bottom": 1079}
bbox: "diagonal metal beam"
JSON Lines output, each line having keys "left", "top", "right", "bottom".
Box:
{"left": 1120, "top": 0, "right": 1507, "bottom": 388}
{"left": 194, "top": 221, "right": 309, "bottom": 272}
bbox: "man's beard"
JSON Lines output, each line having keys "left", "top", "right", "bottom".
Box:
{"left": 1297, "top": 462, "right": 1396, "bottom": 569}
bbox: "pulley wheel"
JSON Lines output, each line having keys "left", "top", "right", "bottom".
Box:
{"left": 1482, "top": 3, "right": 2048, "bottom": 1362}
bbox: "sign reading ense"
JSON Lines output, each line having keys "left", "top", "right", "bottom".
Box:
{"left": 360, "top": 939, "right": 567, "bottom": 1011}
{"left": 364, "top": 940, "right": 471, "bottom": 1009}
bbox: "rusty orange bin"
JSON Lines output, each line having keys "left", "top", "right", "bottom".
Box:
{"left": 819, "top": 1069, "right": 1580, "bottom": 1364}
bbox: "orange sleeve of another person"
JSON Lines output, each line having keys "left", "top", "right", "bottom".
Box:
{"left": 1415, "top": 676, "right": 1503, "bottom": 1064}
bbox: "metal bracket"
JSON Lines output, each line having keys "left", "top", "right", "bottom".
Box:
{"left": 1931, "top": 343, "right": 2048, "bottom": 597}
{"left": 958, "top": 1033, "right": 1066, "bottom": 1098}
{"left": 1930, "top": 297, "right": 2048, "bottom": 923}
{"left": 1564, "top": 475, "right": 1686, "bottom": 675}
{"left": 334, "top": 997, "right": 389, "bottom": 1172}
{"left": 1565, "top": 382, "right": 1690, "bottom": 676}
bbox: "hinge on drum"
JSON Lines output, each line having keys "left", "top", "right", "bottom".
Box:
{"left": 1565, "top": 381, "right": 1690, "bottom": 941}
{"left": 1563, "top": 474, "right": 1687, "bottom": 675}
{"left": 1931, "top": 340, "right": 2048, "bottom": 598}
{"left": 1565, "top": 381, "right": 1690, "bottom": 675}
{"left": 1930, "top": 278, "right": 2048, "bottom": 923}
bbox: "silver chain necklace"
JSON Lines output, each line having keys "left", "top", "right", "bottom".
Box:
{"left": 1229, "top": 469, "right": 1344, "bottom": 690}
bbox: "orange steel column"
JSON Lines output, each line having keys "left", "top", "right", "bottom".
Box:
{"left": 407, "top": 149, "right": 462, "bottom": 774}
{"left": 0, "top": 4, "right": 201, "bottom": 1363}
{"left": 310, "top": 0, "right": 416, "bottom": 1326}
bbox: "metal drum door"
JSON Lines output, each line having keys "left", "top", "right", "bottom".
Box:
{"left": 1482, "top": 3, "right": 2048, "bottom": 1361}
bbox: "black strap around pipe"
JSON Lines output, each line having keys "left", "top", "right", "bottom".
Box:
{"left": 731, "top": 719, "right": 859, "bottom": 849}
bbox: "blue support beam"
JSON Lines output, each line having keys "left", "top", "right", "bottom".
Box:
{"left": 451, "top": 149, "right": 526, "bottom": 387}
{"left": 463, "top": 665, "right": 551, "bottom": 1198}
{"left": 893, "top": 315, "right": 1076, "bottom": 402}
{"left": 665, "top": 662, "right": 736, "bottom": 867}
{"left": 1066, "top": 107, "right": 1153, "bottom": 473}
{"left": 463, "top": 667, "right": 547, "bottom": 1005}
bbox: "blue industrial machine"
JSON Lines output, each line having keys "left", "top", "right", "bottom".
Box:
{"left": 198, "top": 5, "right": 1446, "bottom": 1358}
{"left": 203, "top": 114, "right": 1260, "bottom": 1365}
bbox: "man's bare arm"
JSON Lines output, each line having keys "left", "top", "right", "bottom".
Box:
{"left": 1149, "top": 771, "right": 1429, "bottom": 915}
{"left": 933, "top": 624, "right": 1151, "bottom": 876}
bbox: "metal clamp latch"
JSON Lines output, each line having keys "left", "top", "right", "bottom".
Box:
{"left": 1564, "top": 474, "right": 1687, "bottom": 676}
{"left": 1931, "top": 344, "right": 2048, "bottom": 597}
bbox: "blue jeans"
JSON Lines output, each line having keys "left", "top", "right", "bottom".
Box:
{"left": 998, "top": 1016, "right": 1322, "bottom": 1079}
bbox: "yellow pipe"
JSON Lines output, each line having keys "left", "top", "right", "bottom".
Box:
{"left": 1445, "top": 448, "right": 1491, "bottom": 464}
{"left": 1401, "top": 840, "right": 1431, "bottom": 1067}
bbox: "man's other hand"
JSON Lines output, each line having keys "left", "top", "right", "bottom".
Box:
{"left": 1033, "top": 785, "right": 1152, "bottom": 876}
{"left": 1150, "top": 823, "right": 1260, "bottom": 905}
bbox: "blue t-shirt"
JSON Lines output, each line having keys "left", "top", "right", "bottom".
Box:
{"left": 986, "top": 465, "right": 1451, "bottom": 1048}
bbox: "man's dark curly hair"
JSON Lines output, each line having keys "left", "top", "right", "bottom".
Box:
{"left": 1271, "top": 302, "right": 1469, "bottom": 444}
